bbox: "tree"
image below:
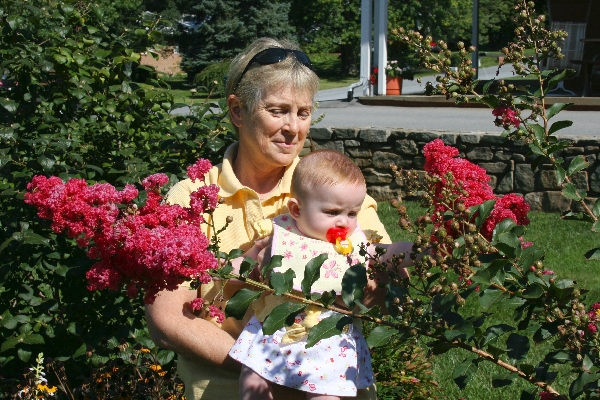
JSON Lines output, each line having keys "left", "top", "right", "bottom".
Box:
{"left": 177, "top": 0, "right": 294, "bottom": 79}
{"left": 289, "top": 0, "right": 362, "bottom": 75}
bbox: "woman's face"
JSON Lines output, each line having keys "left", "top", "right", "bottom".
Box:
{"left": 237, "top": 85, "right": 313, "bottom": 170}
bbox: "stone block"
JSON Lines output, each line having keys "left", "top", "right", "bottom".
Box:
{"left": 494, "top": 151, "right": 512, "bottom": 161}
{"left": 459, "top": 134, "right": 482, "bottom": 144}
{"left": 515, "top": 164, "right": 535, "bottom": 192}
{"left": 347, "top": 147, "right": 372, "bottom": 158}
{"left": 367, "top": 186, "right": 403, "bottom": 202}
{"left": 313, "top": 140, "right": 344, "bottom": 154}
{"left": 480, "top": 135, "right": 508, "bottom": 145}
{"left": 479, "top": 161, "right": 512, "bottom": 174}
{"left": 562, "top": 146, "right": 585, "bottom": 156}
{"left": 334, "top": 128, "right": 359, "bottom": 139}
{"left": 525, "top": 191, "right": 572, "bottom": 213}
{"left": 373, "top": 151, "right": 412, "bottom": 169}
{"left": 355, "top": 158, "right": 372, "bottom": 167}
{"left": 345, "top": 140, "right": 361, "bottom": 147}
{"left": 572, "top": 171, "right": 589, "bottom": 190}
{"left": 440, "top": 134, "right": 458, "bottom": 145}
{"left": 395, "top": 139, "right": 419, "bottom": 155}
{"left": 538, "top": 170, "right": 561, "bottom": 190}
{"left": 512, "top": 154, "right": 526, "bottom": 162}
{"left": 488, "top": 175, "right": 498, "bottom": 189}
{"left": 589, "top": 163, "right": 600, "bottom": 193}
{"left": 363, "top": 168, "right": 393, "bottom": 184}
{"left": 466, "top": 147, "right": 493, "bottom": 161}
{"left": 585, "top": 146, "right": 599, "bottom": 153}
{"left": 309, "top": 127, "right": 332, "bottom": 140}
{"left": 572, "top": 196, "right": 598, "bottom": 214}
{"left": 390, "top": 130, "right": 409, "bottom": 139}
{"left": 360, "top": 129, "right": 391, "bottom": 143}
{"left": 407, "top": 131, "right": 440, "bottom": 142}
{"left": 495, "top": 171, "right": 514, "bottom": 193}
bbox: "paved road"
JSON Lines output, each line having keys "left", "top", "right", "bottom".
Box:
{"left": 314, "top": 63, "right": 600, "bottom": 137}
{"left": 311, "top": 100, "right": 600, "bottom": 137}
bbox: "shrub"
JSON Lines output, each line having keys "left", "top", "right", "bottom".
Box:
{"left": 193, "top": 61, "right": 231, "bottom": 96}
{"left": 0, "top": 0, "right": 235, "bottom": 391}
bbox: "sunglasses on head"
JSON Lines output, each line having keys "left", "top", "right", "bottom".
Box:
{"left": 236, "top": 48, "right": 314, "bottom": 88}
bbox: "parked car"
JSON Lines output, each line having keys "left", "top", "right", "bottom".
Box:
{"left": 0, "top": 78, "right": 16, "bottom": 91}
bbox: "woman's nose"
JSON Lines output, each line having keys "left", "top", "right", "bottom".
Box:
{"left": 282, "top": 113, "right": 299, "bottom": 134}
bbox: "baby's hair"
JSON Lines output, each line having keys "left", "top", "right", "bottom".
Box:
{"left": 291, "top": 150, "right": 365, "bottom": 199}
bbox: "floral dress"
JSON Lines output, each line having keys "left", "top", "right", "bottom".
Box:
{"left": 228, "top": 214, "right": 374, "bottom": 396}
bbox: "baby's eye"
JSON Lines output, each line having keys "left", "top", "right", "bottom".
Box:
{"left": 348, "top": 212, "right": 358, "bottom": 218}
{"left": 326, "top": 210, "right": 339, "bottom": 216}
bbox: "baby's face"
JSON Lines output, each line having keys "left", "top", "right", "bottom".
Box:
{"left": 294, "top": 183, "right": 366, "bottom": 242}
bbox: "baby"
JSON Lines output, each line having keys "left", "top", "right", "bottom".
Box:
{"left": 229, "top": 149, "right": 410, "bottom": 399}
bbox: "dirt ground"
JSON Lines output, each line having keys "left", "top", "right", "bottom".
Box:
{"left": 139, "top": 47, "right": 182, "bottom": 75}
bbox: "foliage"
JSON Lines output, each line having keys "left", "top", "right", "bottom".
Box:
{"left": 177, "top": 0, "right": 295, "bottom": 79}
{"left": 9, "top": 337, "right": 185, "bottom": 399}
{"left": 0, "top": 0, "right": 235, "bottom": 389}
{"left": 193, "top": 60, "right": 231, "bottom": 96}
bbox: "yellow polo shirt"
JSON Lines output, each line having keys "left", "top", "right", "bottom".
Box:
{"left": 165, "top": 142, "right": 390, "bottom": 399}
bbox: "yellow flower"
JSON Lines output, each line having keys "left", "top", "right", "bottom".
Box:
{"left": 36, "top": 383, "right": 58, "bottom": 395}
{"left": 141, "top": 347, "right": 151, "bottom": 353}
{"left": 149, "top": 364, "right": 162, "bottom": 371}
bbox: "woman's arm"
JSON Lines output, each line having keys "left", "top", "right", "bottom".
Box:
{"left": 145, "top": 284, "right": 241, "bottom": 371}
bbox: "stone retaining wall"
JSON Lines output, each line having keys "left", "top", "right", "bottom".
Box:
{"left": 305, "top": 127, "right": 600, "bottom": 213}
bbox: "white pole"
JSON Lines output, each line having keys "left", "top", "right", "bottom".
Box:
{"left": 374, "top": 0, "right": 388, "bottom": 95}
{"left": 348, "top": 0, "right": 373, "bottom": 99}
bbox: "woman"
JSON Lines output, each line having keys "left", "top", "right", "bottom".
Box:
{"left": 145, "top": 37, "right": 391, "bottom": 400}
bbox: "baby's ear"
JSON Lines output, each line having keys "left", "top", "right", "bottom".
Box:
{"left": 287, "top": 198, "right": 301, "bottom": 219}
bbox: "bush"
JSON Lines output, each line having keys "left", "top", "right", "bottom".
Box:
{"left": 193, "top": 61, "right": 231, "bottom": 96}
{"left": 0, "top": 0, "right": 235, "bottom": 392}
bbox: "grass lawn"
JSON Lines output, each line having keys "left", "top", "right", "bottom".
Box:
{"left": 376, "top": 200, "right": 600, "bottom": 399}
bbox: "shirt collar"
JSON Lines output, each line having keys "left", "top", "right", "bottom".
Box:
{"left": 217, "top": 142, "right": 299, "bottom": 199}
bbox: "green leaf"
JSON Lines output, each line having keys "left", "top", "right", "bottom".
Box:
{"left": 261, "top": 255, "right": 282, "bottom": 280}
{"left": 492, "top": 372, "right": 517, "bottom": 388}
{"left": 548, "top": 120, "right": 573, "bottom": 135}
{"left": 238, "top": 257, "right": 257, "bottom": 279}
{"left": 428, "top": 340, "right": 455, "bottom": 355}
{"left": 506, "top": 333, "right": 530, "bottom": 363}
{"left": 521, "top": 284, "right": 543, "bottom": 299}
{"left": 584, "top": 247, "right": 600, "bottom": 260}
{"left": 570, "top": 371, "right": 600, "bottom": 399}
{"left": 444, "top": 320, "right": 474, "bottom": 342}
{"left": 262, "top": 302, "right": 306, "bottom": 335}
{"left": 225, "top": 288, "right": 263, "bottom": 320}
{"left": 1, "top": 334, "right": 23, "bottom": 352}
{"left": 492, "top": 218, "right": 516, "bottom": 240}
{"left": 544, "top": 350, "right": 574, "bottom": 364}
{"left": 157, "top": 349, "right": 175, "bottom": 365}
{"left": 72, "top": 343, "right": 87, "bottom": 358}
{"left": 562, "top": 183, "right": 583, "bottom": 201}
{"left": 567, "top": 155, "right": 589, "bottom": 176}
{"left": 474, "top": 200, "right": 496, "bottom": 229}
{"left": 555, "top": 165, "right": 566, "bottom": 185}
{"left": 17, "top": 348, "right": 32, "bottom": 363}
{"left": 0, "top": 97, "right": 18, "bottom": 114}
{"left": 483, "top": 324, "right": 514, "bottom": 346}
{"left": 529, "top": 123, "right": 545, "bottom": 144}
{"left": 341, "top": 263, "right": 367, "bottom": 308}
{"left": 271, "top": 269, "right": 295, "bottom": 295}
{"left": 366, "top": 326, "right": 396, "bottom": 348}
{"left": 306, "top": 314, "right": 353, "bottom": 348}
{"left": 546, "top": 102, "right": 573, "bottom": 120}
{"left": 452, "top": 357, "right": 478, "bottom": 389}
{"left": 593, "top": 199, "right": 600, "bottom": 218}
{"left": 301, "top": 254, "right": 328, "bottom": 297}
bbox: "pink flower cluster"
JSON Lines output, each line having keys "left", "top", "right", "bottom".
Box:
{"left": 492, "top": 106, "right": 521, "bottom": 129}
{"left": 25, "top": 159, "right": 219, "bottom": 304}
{"left": 424, "top": 139, "right": 530, "bottom": 243}
{"left": 586, "top": 302, "right": 600, "bottom": 333}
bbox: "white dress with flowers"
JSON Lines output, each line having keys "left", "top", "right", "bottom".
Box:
{"left": 228, "top": 214, "right": 374, "bottom": 396}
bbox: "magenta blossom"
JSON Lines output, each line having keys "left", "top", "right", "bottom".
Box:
{"left": 492, "top": 106, "right": 521, "bottom": 128}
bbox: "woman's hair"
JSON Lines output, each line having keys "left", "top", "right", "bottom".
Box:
{"left": 226, "top": 37, "right": 319, "bottom": 116}
{"left": 291, "top": 150, "right": 366, "bottom": 199}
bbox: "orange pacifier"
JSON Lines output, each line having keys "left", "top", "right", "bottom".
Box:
{"left": 326, "top": 227, "right": 353, "bottom": 255}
